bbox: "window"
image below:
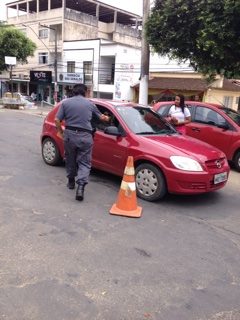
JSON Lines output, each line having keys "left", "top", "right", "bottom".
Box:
{"left": 38, "top": 52, "right": 48, "bottom": 64}
{"left": 223, "top": 96, "right": 233, "bottom": 108}
{"left": 156, "top": 104, "right": 171, "bottom": 116}
{"left": 91, "top": 105, "right": 117, "bottom": 131}
{"left": 83, "top": 61, "right": 92, "bottom": 84}
{"left": 67, "top": 61, "right": 75, "bottom": 73}
{"left": 39, "top": 29, "right": 48, "bottom": 39}
{"left": 205, "top": 109, "right": 225, "bottom": 126}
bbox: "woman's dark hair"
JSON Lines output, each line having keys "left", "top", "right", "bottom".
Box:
{"left": 176, "top": 94, "right": 185, "bottom": 113}
{"left": 72, "top": 84, "right": 87, "bottom": 97}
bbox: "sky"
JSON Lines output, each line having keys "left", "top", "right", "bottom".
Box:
{"left": 0, "top": 0, "right": 143, "bottom": 21}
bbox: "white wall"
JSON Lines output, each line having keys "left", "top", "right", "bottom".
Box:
{"left": 63, "top": 40, "right": 100, "bottom": 91}
{"left": 109, "top": 44, "right": 141, "bottom": 100}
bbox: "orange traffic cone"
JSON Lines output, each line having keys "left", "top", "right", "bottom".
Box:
{"left": 110, "top": 156, "right": 142, "bottom": 218}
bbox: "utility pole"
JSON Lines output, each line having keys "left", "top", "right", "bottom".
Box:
{"left": 9, "top": 65, "right": 13, "bottom": 97}
{"left": 139, "top": 0, "right": 150, "bottom": 106}
{"left": 39, "top": 24, "right": 58, "bottom": 104}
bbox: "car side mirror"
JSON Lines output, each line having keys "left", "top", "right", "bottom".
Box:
{"left": 104, "top": 126, "right": 122, "bottom": 136}
{"left": 217, "top": 123, "right": 230, "bottom": 130}
{"left": 207, "top": 121, "right": 216, "bottom": 126}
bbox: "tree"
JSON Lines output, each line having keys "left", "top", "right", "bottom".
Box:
{"left": 0, "top": 24, "right": 36, "bottom": 71}
{"left": 145, "top": 0, "right": 240, "bottom": 78}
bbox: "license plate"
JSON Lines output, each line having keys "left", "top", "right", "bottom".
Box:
{"left": 214, "top": 172, "right": 228, "bottom": 184}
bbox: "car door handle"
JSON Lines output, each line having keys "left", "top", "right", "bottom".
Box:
{"left": 191, "top": 127, "right": 200, "bottom": 132}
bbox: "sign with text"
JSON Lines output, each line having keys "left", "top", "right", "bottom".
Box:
{"left": 5, "top": 56, "right": 16, "bottom": 65}
{"left": 30, "top": 70, "right": 52, "bottom": 83}
{"left": 58, "top": 72, "right": 84, "bottom": 84}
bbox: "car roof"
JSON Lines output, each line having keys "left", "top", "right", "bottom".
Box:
{"left": 53, "top": 99, "right": 147, "bottom": 112}
{"left": 90, "top": 98, "right": 145, "bottom": 108}
{"left": 154, "top": 100, "right": 224, "bottom": 110}
{"left": 154, "top": 100, "right": 240, "bottom": 117}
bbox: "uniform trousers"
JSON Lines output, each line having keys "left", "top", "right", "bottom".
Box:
{"left": 63, "top": 129, "right": 93, "bottom": 186}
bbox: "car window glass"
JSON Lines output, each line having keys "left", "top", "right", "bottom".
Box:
{"left": 222, "top": 108, "right": 240, "bottom": 126}
{"left": 93, "top": 105, "right": 120, "bottom": 131}
{"left": 204, "top": 109, "right": 227, "bottom": 126}
{"left": 216, "top": 113, "right": 228, "bottom": 127}
{"left": 194, "top": 106, "right": 208, "bottom": 123}
{"left": 157, "top": 105, "right": 169, "bottom": 116}
{"left": 116, "top": 106, "right": 176, "bottom": 135}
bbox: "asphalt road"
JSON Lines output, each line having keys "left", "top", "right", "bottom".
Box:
{"left": 0, "top": 109, "right": 240, "bottom": 320}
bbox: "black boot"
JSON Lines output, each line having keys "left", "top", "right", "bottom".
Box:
{"left": 75, "top": 184, "right": 85, "bottom": 201}
{"left": 67, "top": 178, "right": 75, "bottom": 189}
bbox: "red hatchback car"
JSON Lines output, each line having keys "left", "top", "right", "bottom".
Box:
{"left": 41, "top": 99, "right": 229, "bottom": 202}
{"left": 153, "top": 101, "right": 240, "bottom": 171}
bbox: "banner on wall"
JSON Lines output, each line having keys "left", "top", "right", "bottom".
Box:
{"left": 30, "top": 71, "right": 52, "bottom": 83}
{"left": 58, "top": 73, "right": 84, "bottom": 83}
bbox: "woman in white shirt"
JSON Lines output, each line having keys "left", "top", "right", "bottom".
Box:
{"left": 167, "top": 94, "right": 191, "bottom": 134}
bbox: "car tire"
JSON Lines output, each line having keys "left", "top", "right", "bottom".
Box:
{"left": 135, "top": 163, "right": 167, "bottom": 201}
{"left": 233, "top": 151, "right": 240, "bottom": 172}
{"left": 42, "top": 137, "right": 61, "bottom": 166}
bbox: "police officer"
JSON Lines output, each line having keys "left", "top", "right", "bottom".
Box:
{"left": 55, "top": 84, "right": 109, "bottom": 201}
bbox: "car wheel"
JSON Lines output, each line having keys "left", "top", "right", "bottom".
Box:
{"left": 233, "top": 151, "right": 240, "bottom": 172}
{"left": 42, "top": 137, "right": 61, "bottom": 166}
{"left": 135, "top": 163, "right": 167, "bottom": 201}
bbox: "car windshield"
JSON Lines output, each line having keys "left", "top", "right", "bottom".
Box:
{"left": 222, "top": 108, "right": 240, "bottom": 126}
{"left": 116, "top": 106, "right": 177, "bottom": 135}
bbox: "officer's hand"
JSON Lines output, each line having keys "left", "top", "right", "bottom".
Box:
{"left": 101, "top": 114, "right": 110, "bottom": 122}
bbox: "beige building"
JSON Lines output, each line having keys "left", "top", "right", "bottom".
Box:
{"left": 132, "top": 73, "right": 240, "bottom": 111}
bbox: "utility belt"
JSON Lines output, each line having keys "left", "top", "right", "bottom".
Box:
{"left": 65, "top": 126, "right": 93, "bottom": 134}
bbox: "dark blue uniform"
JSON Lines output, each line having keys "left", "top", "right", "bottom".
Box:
{"left": 56, "top": 95, "right": 102, "bottom": 189}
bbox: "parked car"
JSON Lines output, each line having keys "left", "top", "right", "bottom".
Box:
{"left": 41, "top": 99, "right": 229, "bottom": 201}
{"left": 153, "top": 101, "right": 240, "bottom": 172}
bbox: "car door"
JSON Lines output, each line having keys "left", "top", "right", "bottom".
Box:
{"left": 186, "top": 106, "right": 233, "bottom": 157}
{"left": 92, "top": 105, "right": 129, "bottom": 175}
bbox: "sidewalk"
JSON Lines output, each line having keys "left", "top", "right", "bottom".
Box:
{"left": 0, "top": 104, "right": 53, "bottom": 117}
{"left": 23, "top": 105, "right": 53, "bottom": 117}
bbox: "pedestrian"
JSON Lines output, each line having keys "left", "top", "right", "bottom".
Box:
{"left": 194, "top": 94, "right": 200, "bottom": 101}
{"left": 150, "top": 99, "right": 156, "bottom": 106}
{"left": 166, "top": 94, "right": 191, "bottom": 134}
{"left": 30, "top": 91, "right": 37, "bottom": 101}
{"left": 55, "top": 83, "right": 110, "bottom": 201}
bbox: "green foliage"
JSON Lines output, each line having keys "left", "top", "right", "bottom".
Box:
{"left": 146, "top": 0, "right": 240, "bottom": 78}
{"left": 0, "top": 25, "right": 36, "bottom": 71}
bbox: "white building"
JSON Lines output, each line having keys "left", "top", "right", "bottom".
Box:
{"left": 62, "top": 39, "right": 143, "bottom": 100}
